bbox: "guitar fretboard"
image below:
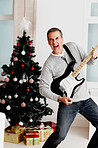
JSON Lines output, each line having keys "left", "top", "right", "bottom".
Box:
{"left": 71, "top": 52, "right": 92, "bottom": 78}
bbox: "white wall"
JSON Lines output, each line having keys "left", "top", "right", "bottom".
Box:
{"left": 35, "top": 0, "right": 88, "bottom": 127}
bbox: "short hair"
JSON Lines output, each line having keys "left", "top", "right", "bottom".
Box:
{"left": 47, "top": 27, "right": 63, "bottom": 40}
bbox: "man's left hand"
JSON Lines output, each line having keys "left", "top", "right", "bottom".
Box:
{"left": 91, "top": 46, "right": 98, "bottom": 59}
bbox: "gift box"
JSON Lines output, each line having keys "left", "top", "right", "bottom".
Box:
{"left": 24, "top": 135, "right": 40, "bottom": 146}
{"left": 11, "top": 125, "right": 25, "bottom": 134}
{"left": 4, "top": 132, "right": 24, "bottom": 143}
{"left": 44, "top": 121, "right": 56, "bottom": 132}
{"left": 4, "top": 126, "right": 25, "bottom": 144}
{"left": 26, "top": 127, "right": 53, "bottom": 142}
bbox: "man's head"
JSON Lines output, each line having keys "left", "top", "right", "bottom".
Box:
{"left": 47, "top": 27, "right": 64, "bottom": 55}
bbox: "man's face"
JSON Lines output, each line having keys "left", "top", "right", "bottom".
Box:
{"left": 48, "top": 31, "right": 64, "bottom": 54}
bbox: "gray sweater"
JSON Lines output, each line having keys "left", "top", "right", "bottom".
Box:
{"left": 39, "top": 42, "right": 96, "bottom": 102}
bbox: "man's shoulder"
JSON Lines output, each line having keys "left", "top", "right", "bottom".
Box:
{"left": 43, "top": 54, "right": 54, "bottom": 67}
{"left": 65, "top": 42, "right": 78, "bottom": 49}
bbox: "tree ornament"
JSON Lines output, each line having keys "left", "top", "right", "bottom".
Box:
{"left": 30, "top": 97, "right": 33, "bottom": 102}
{"left": 19, "top": 17, "right": 32, "bottom": 32}
{"left": 11, "top": 71, "right": 14, "bottom": 75}
{"left": 13, "top": 77, "right": 18, "bottom": 82}
{"left": 14, "top": 93, "right": 18, "bottom": 98}
{"left": 26, "top": 88, "right": 30, "bottom": 92}
{"left": 21, "top": 102, "right": 26, "bottom": 107}
{"left": 8, "top": 95, "right": 12, "bottom": 99}
{"left": 13, "top": 57, "right": 18, "bottom": 62}
{"left": 1, "top": 72, "right": 5, "bottom": 76}
{"left": 19, "top": 79, "right": 23, "bottom": 84}
{"left": 13, "top": 51, "right": 16, "bottom": 54}
{"left": 29, "top": 78, "right": 34, "bottom": 84}
{"left": 6, "top": 105, "right": 11, "bottom": 110}
{"left": 8, "top": 118, "right": 11, "bottom": 122}
{"left": 19, "top": 121, "right": 23, "bottom": 126}
{"left": 29, "top": 52, "right": 32, "bottom": 56}
{"left": 29, "top": 118, "right": 33, "bottom": 122}
{"left": 5, "top": 95, "right": 7, "bottom": 98}
{"left": 21, "top": 50, "right": 26, "bottom": 55}
{"left": 1, "top": 99, "right": 6, "bottom": 104}
{"left": 4, "top": 83, "right": 7, "bottom": 86}
{"left": 31, "top": 67, "right": 34, "bottom": 70}
{"left": 4, "top": 77, "right": 9, "bottom": 82}
{"left": 11, "top": 62, "right": 14, "bottom": 66}
{"left": 17, "top": 43, "right": 20, "bottom": 46}
{"left": 21, "top": 63, "right": 24, "bottom": 67}
{"left": 35, "top": 97, "right": 38, "bottom": 101}
{"left": 29, "top": 41, "right": 32, "bottom": 45}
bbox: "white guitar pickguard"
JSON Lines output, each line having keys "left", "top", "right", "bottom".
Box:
{"left": 60, "top": 72, "right": 82, "bottom": 98}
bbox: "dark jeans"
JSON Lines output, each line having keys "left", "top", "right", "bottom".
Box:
{"left": 42, "top": 98, "right": 98, "bottom": 148}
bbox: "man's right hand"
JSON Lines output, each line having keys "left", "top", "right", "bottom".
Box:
{"left": 58, "top": 96, "right": 72, "bottom": 105}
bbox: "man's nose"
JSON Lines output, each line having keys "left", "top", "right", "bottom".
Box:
{"left": 53, "top": 39, "right": 57, "bottom": 44}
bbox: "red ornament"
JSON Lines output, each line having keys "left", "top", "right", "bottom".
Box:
{"left": 29, "top": 41, "right": 32, "bottom": 45}
{"left": 21, "top": 64, "right": 24, "bottom": 67}
{"left": 31, "top": 67, "right": 34, "bottom": 70}
{"left": 4, "top": 83, "right": 7, "bottom": 86}
{"left": 26, "top": 88, "right": 30, "bottom": 92}
{"left": 17, "top": 43, "right": 20, "bottom": 46}
{"left": 13, "top": 51, "right": 16, "bottom": 54}
{"left": 16, "top": 124, "right": 18, "bottom": 126}
{"left": 29, "top": 52, "right": 32, "bottom": 56}
{"left": 11, "top": 71, "right": 14, "bottom": 74}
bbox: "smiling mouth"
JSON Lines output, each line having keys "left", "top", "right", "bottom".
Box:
{"left": 53, "top": 45, "right": 59, "bottom": 49}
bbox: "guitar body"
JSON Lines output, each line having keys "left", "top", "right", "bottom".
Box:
{"left": 60, "top": 72, "right": 85, "bottom": 98}
{"left": 50, "top": 61, "right": 85, "bottom": 98}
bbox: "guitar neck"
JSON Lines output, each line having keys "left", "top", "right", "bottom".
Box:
{"left": 72, "top": 52, "right": 92, "bottom": 78}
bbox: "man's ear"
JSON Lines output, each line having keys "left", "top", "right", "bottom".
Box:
{"left": 48, "top": 40, "right": 50, "bottom": 45}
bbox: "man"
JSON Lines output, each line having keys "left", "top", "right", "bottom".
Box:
{"left": 39, "top": 27, "right": 98, "bottom": 148}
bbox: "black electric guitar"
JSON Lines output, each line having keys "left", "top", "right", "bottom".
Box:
{"left": 51, "top": 45, "right": 98, "bottom": 98}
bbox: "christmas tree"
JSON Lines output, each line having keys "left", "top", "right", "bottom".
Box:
{"left": 0, "top": 31, "right": 53, "bottom": 127}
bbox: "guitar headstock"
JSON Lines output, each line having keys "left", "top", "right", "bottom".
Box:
{"left": 95, "top": 44, "right": 98, "bottom": 51}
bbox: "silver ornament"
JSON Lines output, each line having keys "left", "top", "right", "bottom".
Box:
{"left": 8, "top": 95, "right": 12, "bottom": 99}
{"left": 30, "top": 98, "right": 33, "bottom": 102}
{"left": 13, "top": 77, "right": 18, "bottom": 82}
{"left": 19, "top": 121, "right": 23, "bottom": 126}
{"left": 29, "top": 119, "right": 33, "bottom": 122}
{"left": 14, "top": 94, "right": 18, "bottom": 98}
{"left": 19, "top": 80, "right": 23, "bottom": 84}
{"left": 6, "top": 105, "right": 11, "bottom": 110}
{"left": 21, "top": 50, "right": 26, "bottom": 55}
{"left": 35, "top": 97, "right": 38, "bottom": 101}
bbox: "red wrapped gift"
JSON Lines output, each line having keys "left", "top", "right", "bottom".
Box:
{"left": 44, "top": 121, "right": 56, "bottom": 132}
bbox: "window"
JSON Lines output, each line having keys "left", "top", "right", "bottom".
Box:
{"left": 86, "top": 0, "right": 98, "bottom": 82}
{"left": 0, "top": 0, "right": 13, "bottom": 77}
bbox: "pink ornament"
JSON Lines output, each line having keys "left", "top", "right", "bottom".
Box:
{"left": 1, "top": 72, "right": 5, "bottom": 76}
{"left": 29, "top": 78, "right": 34, "bottom": 84}
{"left": 21, "top": 102, "right": 26, "bottom": 107}
{"left": 5, "top": 77, "right": 10, "bottom": 82}
{"left": 1, "top": 99, "right": 6, "bottom": 104}
{"left": 13, "top": 57, "right": 18, "bottom": 62}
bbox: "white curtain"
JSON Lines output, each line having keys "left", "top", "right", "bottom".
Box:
{"left": 13, "top": 0, "right": 37, "bottom": 45}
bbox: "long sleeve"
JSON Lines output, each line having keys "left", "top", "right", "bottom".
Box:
{"left": 39, "top": 64, "right": 60, "bottom": 102}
